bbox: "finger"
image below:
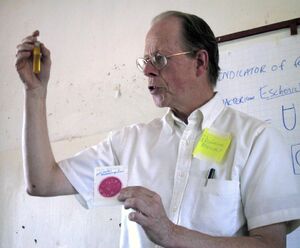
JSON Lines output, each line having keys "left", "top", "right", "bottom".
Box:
{"left": 15, "top": 57, "right": 28, "bottom": 72}
{"left": 40, "top": 43, "right": 51, "bottom": 61}
{"left": 15, "top": 50, "right": 31, "bottom": 66}
{"left": 123, "top": 197, "right": 152, "bottom": 216}
{"left": 21, "top": 36, "right": 37, "bottom": 44}
{"left": 32, "top": 30, "right": 39, "bottom": 37}
{"left": 23, "top": 30, "right": 40, "bottom": 40}
{"left": 16, "top": 50, "right": 31, "bottom": 61}
{"left": 17, "top": 42, "right": 50, "bottom": 59}
{"left": 16, "top": 43, "right": 35, "bottom": 53}
{"left": 21, "top": 30, "right": 39, "bottom": 43}
{"left": 118, "top": 186, "right": 156, "bottom": 201}
{"left": 128, "top": 211, "right": 149, "bottom": 226}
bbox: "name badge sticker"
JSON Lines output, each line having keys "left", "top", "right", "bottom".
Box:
{"left": 193, "top": 128, "right": 232, "bottom": 164}
{"left": 94, "top": 166, "right": 128, "bottom": 207}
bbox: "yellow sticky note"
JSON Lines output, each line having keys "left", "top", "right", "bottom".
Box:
{"left": 193, "top": 128, "right": 232, "bottom": 163}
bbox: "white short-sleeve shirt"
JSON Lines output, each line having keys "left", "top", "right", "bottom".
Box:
{"left": 58, "top": 93, "right": 300, "bottom": 248}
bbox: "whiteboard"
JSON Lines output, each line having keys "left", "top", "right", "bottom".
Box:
{"left": 217, "top": 31, "right": 300, "bottom": 247}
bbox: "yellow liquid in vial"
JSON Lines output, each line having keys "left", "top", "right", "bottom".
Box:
{"left": 33, "top": 42, "right": 41, "bottom": 74}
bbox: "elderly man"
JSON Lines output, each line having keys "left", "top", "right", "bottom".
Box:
{"left": 16, "top": 10, "right": 300, "bottom": 248}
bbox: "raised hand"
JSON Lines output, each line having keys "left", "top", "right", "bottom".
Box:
{"left": 15, "top": 30, "right": 51, "bottom": 93}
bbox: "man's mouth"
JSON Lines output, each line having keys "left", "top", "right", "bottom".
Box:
{"left": 148, "top": 86, "right": 157, "bottom": 91}
{"left": 148, "top": 86, "right": 160, "bottom": 94}
{"left": 148, "top": 85, "right": 166, "bottom": 95}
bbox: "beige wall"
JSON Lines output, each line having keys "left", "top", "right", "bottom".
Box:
{"left": 1, "top": 0, "right": 299, "bottom": 247}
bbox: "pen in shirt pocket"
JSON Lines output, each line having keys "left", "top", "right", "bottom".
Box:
{"left": 205, "top": 168, "right": 215, "bottom": 186}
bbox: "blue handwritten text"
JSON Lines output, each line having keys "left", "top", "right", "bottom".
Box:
{"left": 219, "top": 65, "right": 267, "bottom": 81}
{"left": 223, "top": 95, "right": 255, "bottom": 106}
{"left": 259, "top": 83, "right": 300, "bottom": 100}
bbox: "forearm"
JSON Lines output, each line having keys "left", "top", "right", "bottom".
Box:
{"left": 168, "top": 226, "right": 260, "bottom": 248}
{"left": 22, "top": 88, "right": 58, "bottom": 195}
{"left": 167, "top": 223, "right": 285, "bottom": 248}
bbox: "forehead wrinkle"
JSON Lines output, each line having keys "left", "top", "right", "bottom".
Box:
{"left": 144, "top": 36, "right": 168, "bottom": 56}
{"left": 144, "top": 17, "right": 183, "bottom": 56}
{"left": 144, "top": 38, "right": 157, "bottom": 56}
{"left": 144, "top": 36, "right": 181, "bottom": 57}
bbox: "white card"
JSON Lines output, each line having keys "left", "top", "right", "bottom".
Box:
{"left": 94, "top": 166, "right": 128, "bottom": 207}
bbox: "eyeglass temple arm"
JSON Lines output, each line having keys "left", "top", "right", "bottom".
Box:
{"left": 166, "top": 51, "right": 193, "bottom": 58}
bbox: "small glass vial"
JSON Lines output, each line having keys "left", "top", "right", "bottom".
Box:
{"left": 33, "top": 42, "right": 41, "bottom": 74}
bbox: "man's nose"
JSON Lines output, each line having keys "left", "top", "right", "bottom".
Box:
{"left": 143, "top": 61, "right": 159, "bottom": 77}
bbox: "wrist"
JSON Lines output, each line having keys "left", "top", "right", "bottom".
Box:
{"left": 164, "top": 224, "right": 182, "bottom": 248}
{"left": 24, "top": 86, "right": 47, "bottom": 100}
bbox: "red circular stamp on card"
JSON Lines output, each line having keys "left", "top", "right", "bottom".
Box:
{"left": 98, "top": 176, "right": 122, "bottom": 197}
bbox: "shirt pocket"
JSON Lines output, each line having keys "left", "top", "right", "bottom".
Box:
{"left": 191, "top": 179, "right": 244, "bottom": 236}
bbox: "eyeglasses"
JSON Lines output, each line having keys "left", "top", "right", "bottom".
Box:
{"left": 136, "top": 51, "right": 193, "bottom": 72}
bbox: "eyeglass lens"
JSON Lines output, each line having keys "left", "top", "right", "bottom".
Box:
{"left": 152, "top": 54, "right": 167, "bottom": 69}
{"left": 136, "top": 53, "right": 167, "bottom": 72}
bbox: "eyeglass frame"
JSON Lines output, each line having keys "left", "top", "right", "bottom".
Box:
{"left": 136, "top": 51, "right": 194, "bottom": 72}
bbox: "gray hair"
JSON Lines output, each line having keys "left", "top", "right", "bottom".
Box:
{"left": 152, "top": 11, "right": 220, "bottom": 87}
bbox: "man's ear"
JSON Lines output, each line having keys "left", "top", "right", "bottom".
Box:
{"left": 195, "top": 49, "right": 209, "bottom": 76}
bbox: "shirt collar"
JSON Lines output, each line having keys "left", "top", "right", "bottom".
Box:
{"left": 200, "top": 92, "right": 225, "bottom": 129}
{"left": 163, "top": 92, "right": 225, "bottom": 133}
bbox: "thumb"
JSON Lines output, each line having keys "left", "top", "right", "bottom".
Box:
{"left": 40, "top": 43, "right": 51, "bottom": 65}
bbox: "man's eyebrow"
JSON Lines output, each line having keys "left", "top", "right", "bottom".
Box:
{"left": 144, "top": 50, "right": 163, "bottom": 57}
